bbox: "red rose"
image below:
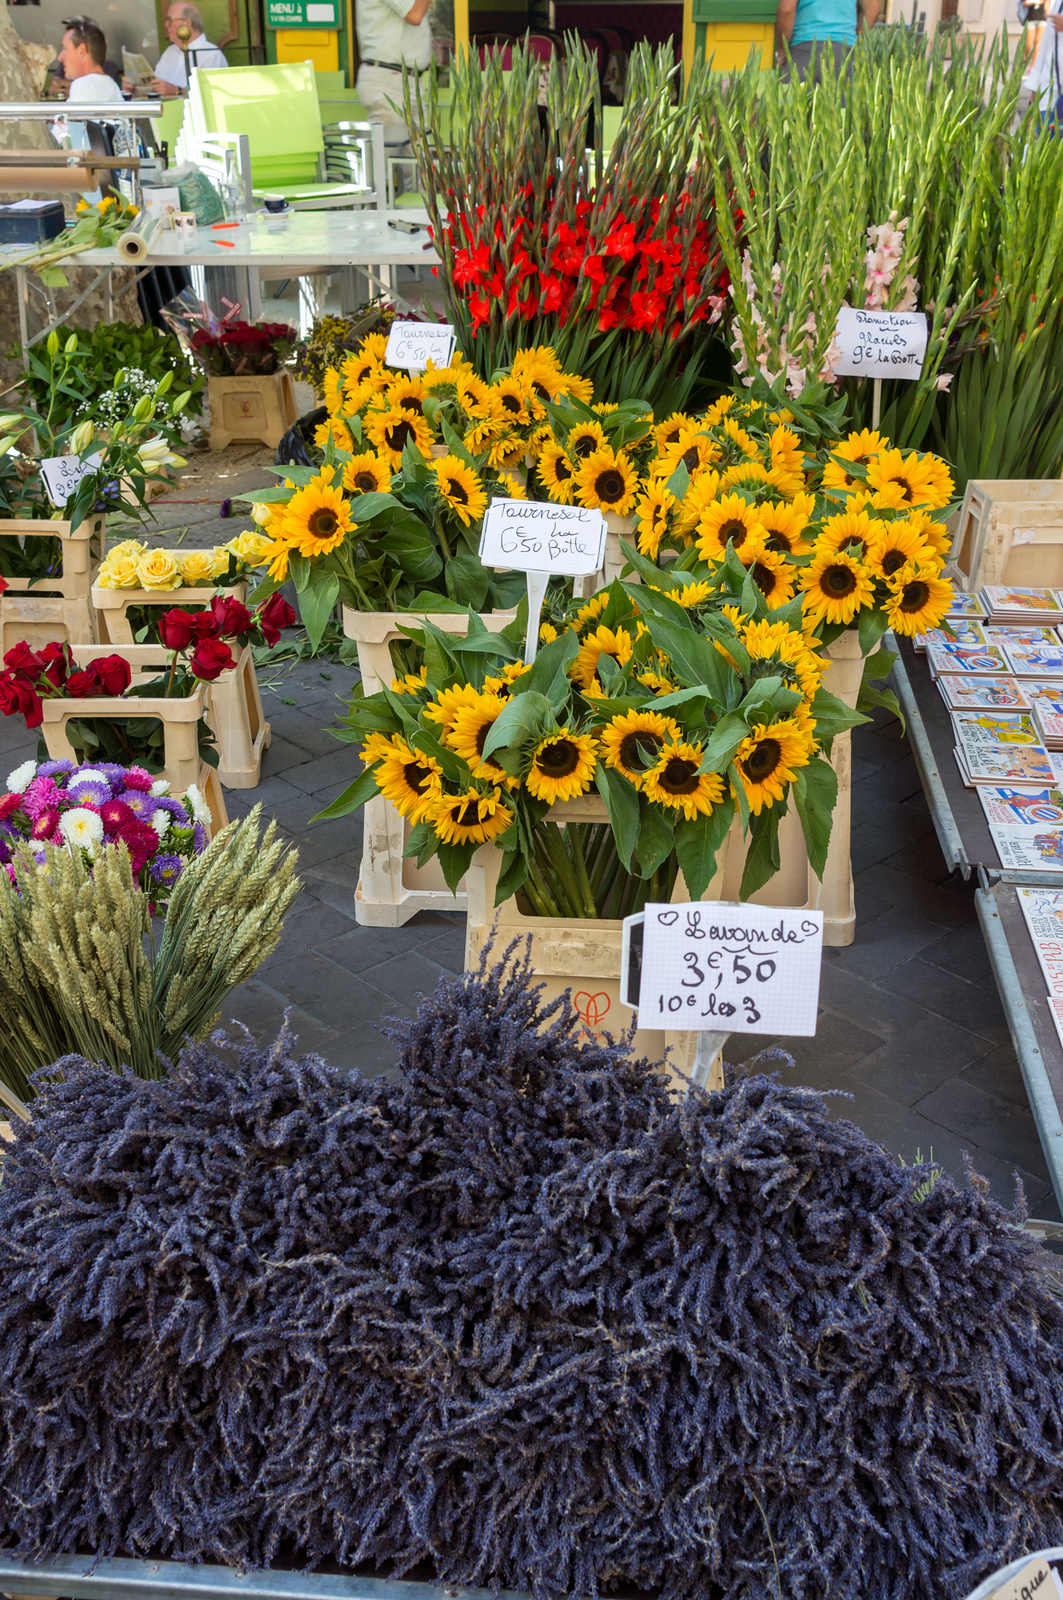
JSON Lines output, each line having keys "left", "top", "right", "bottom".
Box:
{"left": 38, "top": 641, "right": 72, "bottom": 689}
{"left": 114, "top": 818, "right": 159, "bottom": 874}
{"left": 189, "top": 610, "right": 221, "bottom": 640}
{"left": 0, "top": 576, "right": 7, "bottom": 595}
{"left": 66, "top": 669, "right": 101, "bottom": 698}
{"left": 0, "top": 674, "right": 43, "bottom": 728}
{"left": 157, "top": 609, "right": 196, "bottom": 651}
{"left": 210, "top": 594, "right": 253, "bottom": 639}
{"left": 189, "top": 638, "right": 234, "bottom": 681}
{"left": 89, "top": 655, "right": 132, "bottom": 696}
{"left": 3, "top": 641, "right": 44, "bottom": 681}
{"left": 256, "top": 592, "right": 296, "bottom": 646}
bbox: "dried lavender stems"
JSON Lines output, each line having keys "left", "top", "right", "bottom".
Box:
{"left": 0, "top": 948, "right": 1061, "bottom": 1599}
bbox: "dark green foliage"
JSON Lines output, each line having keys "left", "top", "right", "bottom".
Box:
{"left": 1, "top": 950, "right": 1062, "bottom": 1598}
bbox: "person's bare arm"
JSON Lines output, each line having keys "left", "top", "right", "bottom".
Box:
{"left": 858, "top": 0, "right": 881, "bottom": 29}
{"left": 405, "top": 0, "right": 430, "bottom": 24}
{"left": 776, "top": 0, "right": 798, "bottom": 43}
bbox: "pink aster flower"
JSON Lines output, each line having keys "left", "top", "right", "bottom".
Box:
{"left": 100, "top": 798, "right": 137, "bottom": 836}
{"left": 21, "top": 776, "right": 60, "bottom": 824}
{"left": 121, "top": 766, "right": 154, "bottom": 793}
{"left": 31, "top": 807, "right": 61, "bottom": 840}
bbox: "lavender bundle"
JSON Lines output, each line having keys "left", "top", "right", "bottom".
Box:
{"left": 0, "top": 948, "right": 1061, "bottom": 1599}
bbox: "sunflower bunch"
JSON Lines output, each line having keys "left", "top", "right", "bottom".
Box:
{"left": 324, "top": 567, "right": 865, "bottom": 914}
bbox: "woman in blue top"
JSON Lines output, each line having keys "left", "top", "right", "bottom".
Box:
{"left": 775, "top": 0, "right": 881, "bottom": 81}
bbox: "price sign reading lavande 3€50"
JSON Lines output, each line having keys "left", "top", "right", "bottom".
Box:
{"left": 383, "top": 321, "right": 456, "bottom": 374}
{"left": 479, "top": 499, "right": 607, "bottom": 665}
{"left": 629, "top": 902, "right": 824, "bottom": 1037}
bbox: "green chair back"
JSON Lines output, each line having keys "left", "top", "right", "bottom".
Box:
{"left": 191, "top": 62, "right": 325, "bottom": 187}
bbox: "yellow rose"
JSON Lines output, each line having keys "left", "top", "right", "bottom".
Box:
{"left": 178, "top": 549, "right": 221, "bottom": 587}
{"left": 135, "top": 549, "right": 181, "bottom": 591}
{"left": 224, "top": 529, "right": 271, "bottom": 566}
{"left": 96, "top": 554, "right": 141, "bottom": 590}
{"left": 106, "top": 538, "right": 147, "bottom": 563}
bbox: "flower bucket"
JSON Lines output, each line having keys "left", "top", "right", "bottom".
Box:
{"left": 207, "top": 372, "right": 298, "bottom": 452}
{"left": 341, "top": 605, "right": 516, "bottom": 926}
{"left": 93, "top": 581, "right": 249, "bottom": 646}
{"left": 40, "top": 644, "right": 228, "bottom": 839}
{"left": 464, "top": 794, "right": 731, "bottom": 1090}
{"left": 0, "top": 515, "right": 104, "bottom": 652}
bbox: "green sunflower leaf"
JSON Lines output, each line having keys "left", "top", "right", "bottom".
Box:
{"left": 594, "top": 762, "right": 639, "bottom": 872}
{"left": 310, "top": 764, "right": 380, "bottom": 820}
{"left": 636, "top": 799, "right": 675, "bottom": 877}
{"left": 792, "top": 756, "right": 838, "bottom": 882}
{"left": 481, "top": 690, "right": 555, "bottom": 759}
{"left": 739, "top": 806, "right": 782, "bottom": 901}
{"left": 437, "top": 839, "right": 476, "bottom": 893}
{"left": 495, "top": 847, "right": 530, "bottom": 904}
{"left": 674, "top": 796, "right": 735, "bottom": 901}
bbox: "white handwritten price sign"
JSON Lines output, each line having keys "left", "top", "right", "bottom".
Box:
{"left": 978, "top": 1556, "right": 1063, "bottom": 1600}
{"left": 39, "top": 452, "right": 103, "bottom": 508}
{"left": 832, "top": 307, "right": 928, "bottom": 381}
{"left": 634, "top": 902, "right": 823, "bottom": 1035}
{"left": 384, "top": 321, "right": 456, "bottom": 374}
{"left": 479, "top": 499, "right": 606, "bottom": 576}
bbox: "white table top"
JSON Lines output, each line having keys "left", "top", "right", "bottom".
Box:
{"left": 2, "top": 208, "right": 437, "bottom": 272}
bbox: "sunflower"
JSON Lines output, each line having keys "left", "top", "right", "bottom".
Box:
{"left": 695, "top": 494, "right": 766, "bottom": 562}
{"left": 670, "top": 579, "right": 714, "bottom": 609}
{"left": 757, "top": 501, "right": 813, "bottom": 557}
{"left": 866, "top": 520, "right": 934, "bottom": 582}
{"left": 816, "top": 508, "right": 875, "bottom": 558}
{"left": 423, "top": 682, "right": 486, "bottom": 733}
{"left": 643, "top": 742, "right": 726, "bottom": 820}
{"left": 279, "top": 478, "right": 354, "bottom": 558}
{"left": 512, "top": 355, "right": 564, "bottom": 412}
{"left": 525, "top": 730, "right": 598, "bottom": 802}
{"left": 866, "top": 448, "right": 952, "bottom": 510}
{"left": 446, "top": 693, "right": 515, "bottom": 784}
{"left": 383, "top": 373, "right": 428, "bottom": 416}
{"left": 701, "top": 395, "right": 739, "bottom": 425}
{"left": 567, "top": 419, "right": 608, "bottom": 461}
{"left": 483, "top": 661, "right": 531, "bottom": 697}
{"left": 601, "top": 709, "right": 682, "bottom": 786}
{"left": 733, "top": 719, "right": 813, "bottom": 814}
{"left": 717, "top": 416, "right": 759, "bottom": 460}
{"left": 342, "top": 452, "right": 392, "bottom": 496}
{"left": 491, "top": 468, "right": 528, "bottom": 501}
{"left": 322, "top": 368, "right": 345, "bottom": 415}
{"left": 769, "top": 424, "right": 805, "bottom": 485}
{"left": 800, "top": 548, "right": 876, "bottom": 627}
{"left": 675, "top": 467, "right": 724, "bottom": 538}
{"left": 576, "top": 449, "right": 640, "bottom": 516}
{"left": 258, "top": 532, "right": 299, "bottom": 583}
{"left": 571, "top": 624, "right": 634, "bottom": 691}
{"left": 653, "top": 413, "right": 696, "bottom": 452}
{"left": 391, "top": 666, "right": 428, "bottom": 695}
{"left": 821, "top": 428, "right": 887, "bottom": 493}
{"left": 721, "top": 460, "right": 773, "bottom": 497}
{"left": 883, "top": 567, "right": 954, "bottom": 636}
{"left": 556, "top": 370, "right": 594, "bottom": 403}
{"left": 538, "top": 441, "right": 578, "bottom": 505}
{"left": 365, "top": 405, "right": 434, "bottom": 467}
{"left": 492, "top": 376, "right": 531, "bottom": 426}
{"left": 431, "top": 456, "right": 488, "bottom": 527}
{"left": 572, "top": 592, "right": 610, "bottom": 635}
{"left": 742, "top": 618, "right": 825, "bottom": 699}
{"left": 902, "top": 509, "right": 951, "bottom": 559}
{"left": 746, "top": 542, "right": 796, "bottom": 607}
{"left": 314, "top": 416, "right": 355, "bottom": 453}
{"left": 539, "top": 623, "right": 558, "bottom": 644}
{"left": 634, "top": 483, "right": 675, "bottom": 558}
{"left": 638, "top": 669, "right": 676, "bottom": 696}
{"left": 657, "top": 426, "right": 720, "bottom": 478}
{"left": 372, "top": 738, "right": 444, "bottom": 823}
{"left": 430, "top": 785, "right": 512, "bottom": 846}
{"left": 512, "top": 344, "right": 563, "bottom": 377}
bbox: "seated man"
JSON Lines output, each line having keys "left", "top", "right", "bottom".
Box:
{"left": 129, "top": 2, "right": 228, "bottom": 98}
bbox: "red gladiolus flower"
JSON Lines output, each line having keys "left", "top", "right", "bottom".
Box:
{"left": 469, "top": 293, "right": 492, "bottom": 333}
{"left": 189, "top": 638, "right": 234, "bottom": 681}
{"left": 90, "top": 655, "right": 132, "bottom": 696}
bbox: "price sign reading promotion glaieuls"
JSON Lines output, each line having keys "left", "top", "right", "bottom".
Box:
{"left": 383, "top": 321, "right": 456, "bottom": 374}
{"left": 631, "top": 902, "right": 824, "bottom": 1036}
{"left": 832, "top": 307, "right": 928, "bottom": 381}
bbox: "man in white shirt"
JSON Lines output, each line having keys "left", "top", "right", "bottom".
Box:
{"left": 133, "top": 2, "right": 228, "bottom": 98}
{"left": 355, "top": 0, "right": 432, "bottom": 147}
{"left": 57, "top": 17, "right": 125, "bottom": 203}
{"left": 1022, "top": 0, "right": 1063, "bottom": 121}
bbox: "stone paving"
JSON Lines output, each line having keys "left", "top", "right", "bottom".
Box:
{"left": 5, "top": 443, "right": 1057, "bottom": 1222}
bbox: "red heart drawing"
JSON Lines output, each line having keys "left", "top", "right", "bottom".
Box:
{"left": 573, "top": 991, "right": 611, "bottom": 1031}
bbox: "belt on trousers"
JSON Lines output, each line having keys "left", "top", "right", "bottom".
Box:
{"left": 359, "top": 59, "right": 429, "bottom": 72}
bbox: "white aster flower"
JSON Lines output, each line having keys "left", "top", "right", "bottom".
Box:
{"left": 59, "top": 807, "right": 105, "bottom": 849}
{"left": 71, "top": 766, "right": 109, "bottom": 787}
{"left": 150, "top": 808, "right": 171, "bottom": 838}
{"left": 6, "top": 760, "right": 37, "bottom": 794}
{"left": 183, "top": 783, "right": 212, "bottom": 827}
{"left": 150, "top": 778, "right": 171, "bottom": 796}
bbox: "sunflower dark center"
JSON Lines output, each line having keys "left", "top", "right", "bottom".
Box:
{"left": 659, "top": 757, "right": 700, "bottom": 794}
{"left": 443, "top": 476, "right": 469, "bottom": 505}
{"left": 594, "top": 469, "right": 626, "bottom": 501}
{"left": 501, "top": 393, "right": 523, "bottom": 414}
{"left": 572, "top": 433, "right": 597, "bottom": 459}
{"left": 765, "top": 532, "right": 792, "bottom": 553}
{"left": 404, "top": 761, "right": 434, "bottom": 796}
{"left": 534, "top": 382, "right": 551, "bottom": 400}
{"left": 537, "top": 739, "right": 580, "bottom": 777}
{"left": 454, "top": 800, "right": 484, "bottom": 827}
{"left": 888, "top": 474, "right": 915, "bottom": 503}
{"left": 663, "top": 427, "right": 682, "bottom": 445}
{"left": 401, "top": 396, "right": 424, "bottom": 414}
{"left": 720, "top": 519, "right": 749, "bottom": 544}
{"left": 355, "top": 364, "right": 373, "bottom": 384}
{"left": 900, "top": 580, "right": 931, "bottom": 612}
{"left": 308, "top": 508, "right": 339, "bottom": 539}
{"left": 880, "top": 548, "right": 908, "bottom": 576}
{"left": 823, "top": 564, "right": 858, "bottom": 598}
{"left": 742, "top": 738, "right": 782, "bottom": 783}
{"left": 681, "top": 446, "right": 700, "bottom": 470}
{"left": 354, "top": 472, "right": 377, "bottom": 492}
{"left": 386, "top": 420, "right": 415, "bottom": 449}
{"left": 556, "top": 458, "right": 573, "bottom": 481}
{"left": 619, "top": 731, "right": 662, "bottom": 773}
{"left": 752, "top": 563, "right": 777, "bottom": 594}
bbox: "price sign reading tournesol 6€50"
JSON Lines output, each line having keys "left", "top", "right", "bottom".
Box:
{"left": 479, "top": 498, "right": 606, "bottom": 577}
{"left": 634, "top": 902, "right": 824, "bottom": 1036}
{"left": 383, "top": 321, "right": 456, "bottom": 374}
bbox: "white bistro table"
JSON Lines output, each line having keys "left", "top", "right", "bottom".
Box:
{"left": 5, "top": 207, "right": 439, "bottom": 359}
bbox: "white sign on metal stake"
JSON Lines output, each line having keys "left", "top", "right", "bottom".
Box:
{"left": 384, "top": 321, "right": 456, "bottom": 374}
{"left": 478, "top": 498, "right": 607, "bottom": 666}
{"left": 833, "top": 307, "right": 928, "bottom": 380}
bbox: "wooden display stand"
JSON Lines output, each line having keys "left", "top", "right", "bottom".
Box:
{"left": 92, "top": 581, "right": 249, "bottom": 645}
{"left": 950, "top": 480, "right": 1063, "bottom": 591}
{"left": 41, "top": 643, "right": 228, "bottom": 838}
{"left": 208, "top": 643, "right": 271, "bottom": 789}
{"left": 0, "top": 515, "right": 103, "bottom": 652}
{"left": 342, "top": 606, "right": 516, "bottom": 927}
{"left": 207, "top": 372, "right": 298, "bottom": 452}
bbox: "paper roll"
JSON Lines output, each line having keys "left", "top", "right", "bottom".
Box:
{"left": 0, "top": 167, "right": 98, "bottom": 193}
{"left": 116, "top": 214, "right": 165, "bottom": 262}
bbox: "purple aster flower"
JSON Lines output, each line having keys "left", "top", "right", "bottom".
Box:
{"left": 95, "top": 763, "right": 129, "bottom": 793}
{"left": 149, "top": 853, "right": 183, "bottom": 886}
{"left": 0, "top": 839, "right": 10, "bottom": 865}
{"left": 117, "top": 789, "right": 155, "bottom": 821}
{"left": 22, "top": 776, "right": 61, "bottom": 823}
{"left": 151, "top": 796, "right": 188, "bottom": 825}
{"left": 193, "top": 823, "right": 208, "bottom": 854}
{"left": 67, "top": 778, "right": 110, "bottom": 808}
{"left": 38, "top": 759, "right": 75, "bottom": 780}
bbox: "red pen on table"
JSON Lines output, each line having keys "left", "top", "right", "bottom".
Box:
{"left": 212, "top": 221, "right": 239, "bottom": 229}
{"left": 214, "top": 237, "right": 235, "bottom": 248}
